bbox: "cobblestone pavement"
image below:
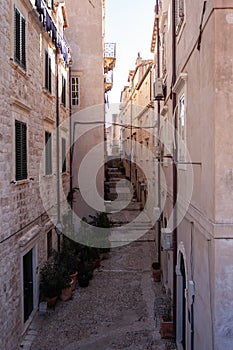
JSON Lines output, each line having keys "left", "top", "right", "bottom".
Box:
{"left": 21, "top": 204, "right": 176, "bottom": 350}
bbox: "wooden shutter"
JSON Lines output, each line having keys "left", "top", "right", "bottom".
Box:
{"left": 45, "top": 131, "right": 52, "bottom": 175}
{"left": 45, "top": 51, "right": 48, "bottom": 90}
{"left": 15, "top": 120, "right": 27, "bottom": 181}
{"left": 45, "top": 51, "right": 52, "bottom": 93}
{"left": 14, "top": 8, "right": 21, "bottom": 64}
{"left": 21, "top": 16, "right": 26, "bottom": 69}
{"left": 14, "top": 7, "right": 26, "bottom": 69}
{"left": 62, "top": 138, "right": 66, "bottom": 173}
{"left": 62, "top": 76, "right": 66, "bottom": 106}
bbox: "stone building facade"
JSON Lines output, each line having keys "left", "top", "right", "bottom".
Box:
{"left": 65, "top": 0, "right": 116, "bottom": 229}
{"left": 150, "top": 0, "right": 233, "bottom": 349}
{"left": 0, "top": 1, "right": 71, "bottom": 349}
{"left": 120, "top": 55, "right": 157, "bottom": 218}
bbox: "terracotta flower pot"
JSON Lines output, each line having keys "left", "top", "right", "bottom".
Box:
{"left": 69, "top": 271, "right": 78, "bottom": 291}
{"left": 60, "top": 279, "right": 74, "bottom": 301}
{"left": 152, "top": 268, "right": 161, "bottom": 282}
{"left": 159, "top": 316, "right": 174, "bottom": 339}
{"left": 45, "top": 295, "right": 58, "bottom": 307}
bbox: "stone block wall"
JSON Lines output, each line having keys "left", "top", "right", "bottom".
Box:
{"left": 0, "top": 1, "right": 71, "bottom": 349}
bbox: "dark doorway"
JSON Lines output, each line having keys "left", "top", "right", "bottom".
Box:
{"left": 180, "top": 254, "right": 186, "bottom": 349}
{"left": 23, "top": 249, "right": 34, "bottom": 322}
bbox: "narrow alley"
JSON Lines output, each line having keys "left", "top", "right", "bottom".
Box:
{"left": 21, "top": 165, "right": 176, "bottom": 350}
{"left": 23, "top": 229, "right": 175, "bottom": 350}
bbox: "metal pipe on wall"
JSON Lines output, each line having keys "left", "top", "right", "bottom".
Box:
{"left": 155, "top": 0, "right": 161, "bottom": 266}
{"left": 172, "top": 0, "right": 178, "bottom": 340}
{"left": 56, "top": 49, "right": 61, "bottom": 252}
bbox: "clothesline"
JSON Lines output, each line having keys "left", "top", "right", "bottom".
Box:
{"left": 35, "top": 0, "right": 70, "bottom": 65}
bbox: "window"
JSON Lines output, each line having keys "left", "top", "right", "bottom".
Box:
{"left": 47, "top": 230, "right": 53, "bottom": 259}
{"left": 176, "top": 0, "right": 185, "bottom": 35}
{"left": 45, "top": 131, "right": 52, "bottom": 175}
{"left": 14, "top": 7, "right": 26, "bottom": 69}
{"left": 62, "top": 137, "right": 66, "bottom": 173}
{"left": 45, "top": 50, "right": 52, "bottom": 93}
{"left": 61, "top": 75, "right": 66, "bottom": 106}
{"left": 15, "top": 120, "right": 27, "bottom": 181}
{"left": 178, "top": 94, "right": 186, "bottom": 162}
{"left": 71, "top": 77, "right": 80, "bottom": 106}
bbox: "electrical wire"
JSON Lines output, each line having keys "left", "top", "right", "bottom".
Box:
{"left": 73, "top": 120, "right": 157, "bottom": 129}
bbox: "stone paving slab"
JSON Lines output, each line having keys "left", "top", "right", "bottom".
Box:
{"left": 22, "top": 233, "right": 176, "bottom": 350}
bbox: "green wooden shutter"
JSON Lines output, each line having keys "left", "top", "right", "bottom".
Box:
{"left": 15, "top": 120, "right": 27, "bottom": 181}
{"left": 45, "top": 131, "right": 52, "bottom": 175}
{"left": 45, "top": 51, "right": 52, "bottom": 93}
{"left": 21, "top": 16, "right": 26, "bottom": 69}
{"left": 14, "top": 8, "right": 21, "bottom": 64}
{"left": 14, "top": 7, "right": 26, "bottom": 69}
{"left": 45, "top": 50, "right": 48, "bottom": 90}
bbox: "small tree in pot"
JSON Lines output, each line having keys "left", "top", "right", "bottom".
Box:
{"left": 152, "top": 262, "right": 161, "bottom": 282}
{"left": 40, "top": 254, "right": 62, "bottom": 307}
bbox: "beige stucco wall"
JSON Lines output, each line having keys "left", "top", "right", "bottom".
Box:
{"left": 64, "top": 0, "right": 105, "bottom": 227}
{"left": 154, "top": 1, "right": 233, "bottom": 349}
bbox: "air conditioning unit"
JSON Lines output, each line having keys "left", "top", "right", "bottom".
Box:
{"left": 161, "top": 227, "right": 173, "bottom": 250}
{"left": 154, "top": 78, "right": 164, "bottom": 100}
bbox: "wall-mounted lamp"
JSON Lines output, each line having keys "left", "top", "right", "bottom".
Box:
{"left": 140, "top": 182, "right": 147, "bottom": 191}
{"left": 55, "top": 222, "right": 63, "bottom": 236}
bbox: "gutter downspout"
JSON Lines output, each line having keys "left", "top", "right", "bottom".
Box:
{"left": 155, "top": 0, "right": 161, "bottom": 266}
{"left": 69, "top": 65, "right": 73, "bottom": 210}
{"left": 56, "top": 49, "right": 61, "bottom": 252}
{"left": 172, "top": 0, "right": 177, "bottom": 340}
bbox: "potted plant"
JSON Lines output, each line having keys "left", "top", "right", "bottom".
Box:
{"left": 61, "top": 237, "right": 80, "bottom": 291}
{"left": 40, "top": 255, "right": 62, "bottom": 307}
{"left": 159, "top": 295, "right": 174, "bottom": 339}
{"left": 160, "top": 313, "right": 174, "bottom": 339}
{"left": 60, "top": 274, "right": 73, "bottom": 301}
{"left": 152, "top": 262, "right": 161, "bottom": 282}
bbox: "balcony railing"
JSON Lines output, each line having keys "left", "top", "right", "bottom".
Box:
{"left": 104, "top": 43, "right": 116, "bottom": 73}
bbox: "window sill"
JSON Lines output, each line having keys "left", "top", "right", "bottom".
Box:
{"left": 11, "top": 179, "right": 30, "bottom": 186}
{"left": 42, "top": 88, "right": 55, "bottom": 100}
{"left": 9, "top": 59, "right": 29, "bottom": 79}
{"left": 60, "top": 104, "right": 68, "bottom": 112}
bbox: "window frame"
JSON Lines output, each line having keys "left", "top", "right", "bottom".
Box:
{"left": 14, "top": 6, "right": 26, "bottom": 70}
{"left": 71, "top": 76, "right": 80, "bottom": 106}
{"left": 15, "top": 120, "right": 27, "bottom": 181}
{"left": 45, "top": 131, "right": 52, "bottom": 175}
{"left": 61, "top": 75, "right": 66, "bottom": 107}
{"left": 177, "top": 93, "right": 186, "bottom": 165}
{"left": 45, "top": 50, "right": 52, "bottom": 94}
{"left": 172, "top": 73, "right": 188, "bottom": 170}
{"left": 176, "top": 0, "right": 185, "bottom": 36}
{"left": 61, "top": 137, "right": 66, "bottom": 173}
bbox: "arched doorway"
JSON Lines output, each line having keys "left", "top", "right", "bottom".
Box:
{"left": 177, "top": 251, "right": 187, "bottom": 349}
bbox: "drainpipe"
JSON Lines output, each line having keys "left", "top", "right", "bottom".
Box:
{"left": 172, "top": 0, "right": 177, "bottom": 339}
{"left": 56, "top": 49, "right": 61, "bottom": 252}
{"left": 69, "top": 65, "right": 73, "bottom": 210}
{"left": 155, "top": 0, "right": 161, "bottom": 266}
{"left": 130, "top": 93, "right": 132, "bottom": 182}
